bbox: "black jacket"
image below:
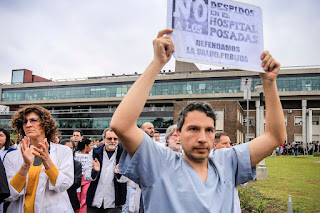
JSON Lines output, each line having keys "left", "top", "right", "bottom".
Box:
{"left": 67, "top": 159, "right": 82, "bottom": 211}
{"left": 86, "top": 144, "right": 127, "bottom": 207}
{"left": 0, "top": 158, "right": 9, "bottom": 204}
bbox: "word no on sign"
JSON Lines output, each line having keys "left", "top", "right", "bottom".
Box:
{"left": 167, "top": 0, "right": 264, "bottom": 72}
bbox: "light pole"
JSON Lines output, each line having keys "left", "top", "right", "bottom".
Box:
{"left": 241, "top": 78, "right": 252, "bottom": 143}
{"left": 254, "top": 83, "right": 268, "bottom": 180}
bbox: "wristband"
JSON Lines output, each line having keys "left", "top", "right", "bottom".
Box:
{"left": 23, "top": 164, "right": 31, "bottom": 168}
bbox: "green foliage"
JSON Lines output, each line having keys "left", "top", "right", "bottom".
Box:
{"left": 248, "top": 155, "right": 320, "bottom": 212}
{"left": 238, "top": 186, "right": 267, "bottom": 212}
{"left": 313, "top": 152, "right": 320, "bottom": 157}
{"left": 10, "top": 133, "right": 18, "bottom": 142}
{"left": 257, "top": 200, "right": 266, "bottom": 213}
{"left": 238, "top": 187, "right": 254, "bottom": 211}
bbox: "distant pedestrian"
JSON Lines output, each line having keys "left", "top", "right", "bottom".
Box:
{"left": 61, "top": 139, "right": 82, "bottom": 212}
{"left": 75, "top": 138, "right": 94, "bottom": 213}
{"left": 83, "top": 128, "right": 128, "bottom": 212}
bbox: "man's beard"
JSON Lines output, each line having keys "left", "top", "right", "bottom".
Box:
{"left": 168, "top": 139, "right": 182, "bottom": 152}
{"left": 107, "top": 143, "right": 117, "bottom": 150}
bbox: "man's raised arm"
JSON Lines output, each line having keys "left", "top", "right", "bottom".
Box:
{"left": 249, "top": 51, "right": 287, "bottom": 167}
{"left": 110, "top": 29, "right": 174, "bottom": 156}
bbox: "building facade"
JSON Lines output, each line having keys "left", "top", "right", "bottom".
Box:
{"left": 0, "top": 67, "right": 319, "bottom": 144}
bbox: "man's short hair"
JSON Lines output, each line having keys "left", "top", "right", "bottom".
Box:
{"left": 154, "top": 130, "right": 159, "bottom": 134}
{"left": 214, "top": 132, "right": 229, "bottom": 143}
{"left": 11, "top": 105, "right": 60, "bottom": 142}
{"left": 102, "top": 127, "right": 114, "bottom": 138}
{"left": 60, "top": 139, "right": 76, "bottom": 149}
{"left": 165, "top": 124, "right": 177, "bottom": 142}
{"left": 73, "top": 129, "right": 83, "bottom": 136}
{"left": 176, "top": 102, "right": 216, "bottom": 132}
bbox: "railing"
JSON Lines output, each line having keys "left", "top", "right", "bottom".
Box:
{"left": 0, "top": 111, "right": 14, "bottom": 115}
{"left": 0, "top": 106, "right": 174, "bottom": 115}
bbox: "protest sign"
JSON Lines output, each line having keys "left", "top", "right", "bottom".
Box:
{"left": 167, "top": 0, "right": 264, "bottom": 72}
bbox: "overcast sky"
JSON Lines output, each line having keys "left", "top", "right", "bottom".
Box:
{"left": 1, "top": 0, "right": 319, "bottom": 84}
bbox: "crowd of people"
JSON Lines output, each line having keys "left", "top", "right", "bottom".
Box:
{"left": 274, "top": 141, "right": 320, "bottom": 156}
{"left": 0, "top": 106, "right": 185, "bottom": 213}
{"left": 0, "top": 29, "right": 288, "bottom": 212}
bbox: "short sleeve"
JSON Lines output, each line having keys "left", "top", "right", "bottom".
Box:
{"left": 233, "top": 143, "right": 256, "bottom": 185}
{"left": 211, "top": 143, "right": 256, "bottom": 187}
{"left": 119, "top": 132, "right": 176, "bottom": 188}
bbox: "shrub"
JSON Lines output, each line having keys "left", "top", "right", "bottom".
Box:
{"left": 313, "top": 152, "right": 320, "bottom": 157}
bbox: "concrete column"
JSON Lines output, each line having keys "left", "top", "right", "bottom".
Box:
{"left": 256, "top": 158, "right": 268, "bottom": 180}
{"left": 302, "top": 100, "right": 307, "bottom": 151}
{"left": 256, "top": 102, "right": 268, "bottom": 180}
{"left": 308, "top": 109, "right": 312, "bottom": 144}
{"left": 256, "top": 101, "right": 260, "bottom": 137}
{"left": 259, "top": 105, "right": 264, "bottom": 136}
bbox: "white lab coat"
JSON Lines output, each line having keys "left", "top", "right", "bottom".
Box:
{"left": 128, "top": 181, "right": 141, "bottom": 213}
{"left": 4, "top": 142, "right": 74, "bottom": 213}
{"left": 83, "top": 147, "right": 128, "bottom": 208}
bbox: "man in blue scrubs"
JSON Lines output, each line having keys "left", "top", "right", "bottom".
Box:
{"left": 110, "top": 29, "right": 286, "bottom": 212}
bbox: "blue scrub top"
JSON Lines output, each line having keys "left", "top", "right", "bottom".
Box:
{"left": 119, "top": 132, "right": 256, "bottom": 213}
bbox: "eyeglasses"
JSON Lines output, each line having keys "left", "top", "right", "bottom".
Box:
{"left": 23, "top": 117, "right": 40, "bottom": 125}
{"left": 106, "top": 137, "right": 118, "bottom": 141}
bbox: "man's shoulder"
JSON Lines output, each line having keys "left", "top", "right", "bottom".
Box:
{"left": 117, "top": 144, "right": 124, "bottom": 152}
{"left": 93, "top": 144, "right": 105, "bottom": 154}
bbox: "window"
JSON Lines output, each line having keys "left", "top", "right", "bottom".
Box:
{"left": 246, "top": 134, "right": 255, "bottom": 142}
{"left": 215, "top": 110, "right": 224, "bottom": 131}
{"left": 284, "top": 116, "right": 287, "bottom": 126}
{"left": 243, "top": 117, "right": 255, "bottom": 126}
{"left": 294, "top": 134, "right": 303, "bottom": 143}
{"left": 312, "top": 117, "right": 319, "bottom": 125}
{"left": 2, "top": 76, "right": 320, "bottom": 102}
{"left": 237, "top": 110, "right": 240, "bottom": 122}
{"left": 294, "top": 117, "right": 303, "bottom": 126}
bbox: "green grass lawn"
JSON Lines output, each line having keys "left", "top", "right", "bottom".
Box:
{"left": 239, "top": 155, "right": 320, "bottom": 212}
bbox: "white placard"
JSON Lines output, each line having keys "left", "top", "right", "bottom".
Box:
{"left": 167, "top": 0, "right": 264, "bottom": 72}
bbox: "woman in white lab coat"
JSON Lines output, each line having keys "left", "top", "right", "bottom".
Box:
{"left": 4, "top": 105, "right": 74, "bottom": 213}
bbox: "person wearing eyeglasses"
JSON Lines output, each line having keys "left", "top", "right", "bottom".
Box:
{"left": 165, "top": 125, "right": 182, "bottom": 153}
{"left": 3, "top": 105, "right": 74, "bottom": 213}
{"left": 83, "top": 128, "right": 128, "bottom": 213}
